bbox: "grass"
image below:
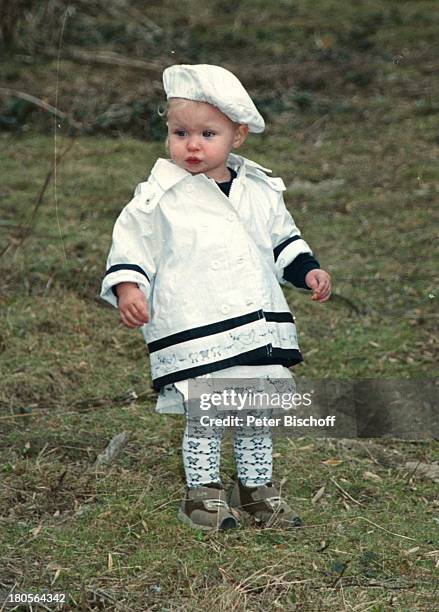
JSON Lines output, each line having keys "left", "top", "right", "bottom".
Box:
{"left": 1, "top": 410, "right": 438, "bottom": 610}
{"left": 1, "top": 0, "right": 439, "bottom": 609}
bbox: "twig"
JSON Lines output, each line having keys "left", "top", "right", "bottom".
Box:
{"left": 330, "top": 477, "right": 363, "bottom": 506}
{"left": 0, "top": 139, "right": 75, "bottom": 258}
{"left": 43, "top": 48, "right": 164, "bottom": 76}
{"left": 311, "top": 484, "right": 326, "bottom": 504}
{"left": 0, "top": 87, "right": 81, "bottom": 129}
{"left": 355, "top": 516, "right": 416, "bottom": 541}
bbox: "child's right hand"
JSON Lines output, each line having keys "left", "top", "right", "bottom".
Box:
{"left": 116, "top": 282, "right": 150, "bottom": 328}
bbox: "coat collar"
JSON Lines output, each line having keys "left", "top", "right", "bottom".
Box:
{"left": 149, "top": 158, "right": 189, "bottom": 192}
{"left": 227, "top": 153, "right": 272, "bottom": 176}
{"left": 150, "top": 154, "right": 272, "bottom": 194}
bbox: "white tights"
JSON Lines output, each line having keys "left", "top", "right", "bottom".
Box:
{"left": 182, "top": 409, "right": 273, "bottom": 488}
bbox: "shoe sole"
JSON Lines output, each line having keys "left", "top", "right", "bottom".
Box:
{"left": 177, "top": 508, "right": 238, "bottom": 531}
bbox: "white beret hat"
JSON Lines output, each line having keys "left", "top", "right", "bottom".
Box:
{"left": 162, "top": 64, "right": 265, "bottom": 133}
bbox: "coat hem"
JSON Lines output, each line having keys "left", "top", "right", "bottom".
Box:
{"left": 152, "top": 345, "right": 302, "bottom": 391}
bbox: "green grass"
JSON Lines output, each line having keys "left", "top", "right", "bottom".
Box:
{"left": 1, "top": 409, "right": 438, "bottom": 609}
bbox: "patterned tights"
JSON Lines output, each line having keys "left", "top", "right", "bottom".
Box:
{"left": 182, "top": 409, "right": 273, "bottom": 488}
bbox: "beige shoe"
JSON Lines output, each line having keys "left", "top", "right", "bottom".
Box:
{"left": 178, "top": 483, "right": 239, "bottom": 531}
{"left": 229, "top": 480, "right": 302, "bottom": 528}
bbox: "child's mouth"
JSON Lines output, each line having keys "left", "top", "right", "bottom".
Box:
{"left": 186, "top": 158, "right": 201, "bottom": 165}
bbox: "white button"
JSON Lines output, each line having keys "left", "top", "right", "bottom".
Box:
{"left": 221, "top": 305, "right": 230, "bottom": 314}
{"left": 236, "top": 257, "right": 244, "bottom": 264}
{"left": 211, "top": 260, "right": 220, "bottom": 270}
{"left": 227, "top": 213, "right": 235, "bottom": 221}
{"left": 186, "top": 185, "right": 194, "bottom": 195}
{"left": 246, "top": 300, "right": 253, "bottom": 306}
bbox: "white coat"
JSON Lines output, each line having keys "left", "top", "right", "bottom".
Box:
{"left": 100, "top": 153, "right": 315, "bottom": 391}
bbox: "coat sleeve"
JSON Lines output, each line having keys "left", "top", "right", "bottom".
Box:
{"left": 267, "top": 177, "right": 318, "bottom": 285}
{"left": 100, "top": 184, "right": 157, "bottom": 309}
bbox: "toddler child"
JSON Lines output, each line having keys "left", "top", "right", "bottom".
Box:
{"left": 101, "top": 64, "right": 331, "bottom": 531}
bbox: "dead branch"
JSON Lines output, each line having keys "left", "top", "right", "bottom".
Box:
{"left": 330, "top": 477, "right": 362, "bottom": 506}
{"left": 0, "top": 138, "right": 75, "bottom": 258}
{"left": 0, "top": 87, "right": 82, "bottom": 129}
{"left": 42, "top": 48, "right": 164, "bottom": 77}
{"left": 92, "top": 431, "right": 131, "bottom": 468}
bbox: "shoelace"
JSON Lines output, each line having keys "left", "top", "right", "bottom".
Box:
{"left": 204, "top": 499, "right": 230, "bottom": 511}
{"left": 265, "top": 496, "right": 283, "bottom": 510}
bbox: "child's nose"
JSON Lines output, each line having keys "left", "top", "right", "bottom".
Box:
{"left": 187, "top": 136, "right": 201, "bottom": 151}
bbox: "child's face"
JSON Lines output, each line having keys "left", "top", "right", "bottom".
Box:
{"left": 167, "top": 98, "right": 248, "bottom": 182}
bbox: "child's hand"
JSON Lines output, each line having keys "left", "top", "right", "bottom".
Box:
{"left": 305, "top": 269, "right": 332, "bottom": 302}
{"left": 116, "top": 282, "right": 150, "bottom": 327}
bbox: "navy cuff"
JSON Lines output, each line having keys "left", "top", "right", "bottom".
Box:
{"left": 283, "top": 253, "right": 320, "bottom": 289}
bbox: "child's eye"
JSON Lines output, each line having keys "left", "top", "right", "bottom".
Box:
{"left": 173, "top": 129, "right": 186, "bottom": 137}
{"left": 203, "top": 130, "right": 215, "bottom": 138}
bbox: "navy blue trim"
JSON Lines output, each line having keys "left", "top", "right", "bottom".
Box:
{"left": 148, "top": 310, "right": 264, "bottom": 354}
{"left": 104, "top": 263, "right": 150, "bottom": 282}
{"left": 273, "top": 236, "right": 301, "bottom": 262}
{"left": 271, "top": 348, "right": 302, "bottom": 361}
{"left": 283, "top": 253, "right": 320, "bottom": 289}
{"left": 264, "top": 311, "right": 295, "bottom": 323}
{"left": 152, "top": 346, "right": 303, "bottom": 391}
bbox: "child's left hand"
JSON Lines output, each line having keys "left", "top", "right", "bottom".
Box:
{"left": 304, "top": 269, "right": 332, "bottom": 302}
